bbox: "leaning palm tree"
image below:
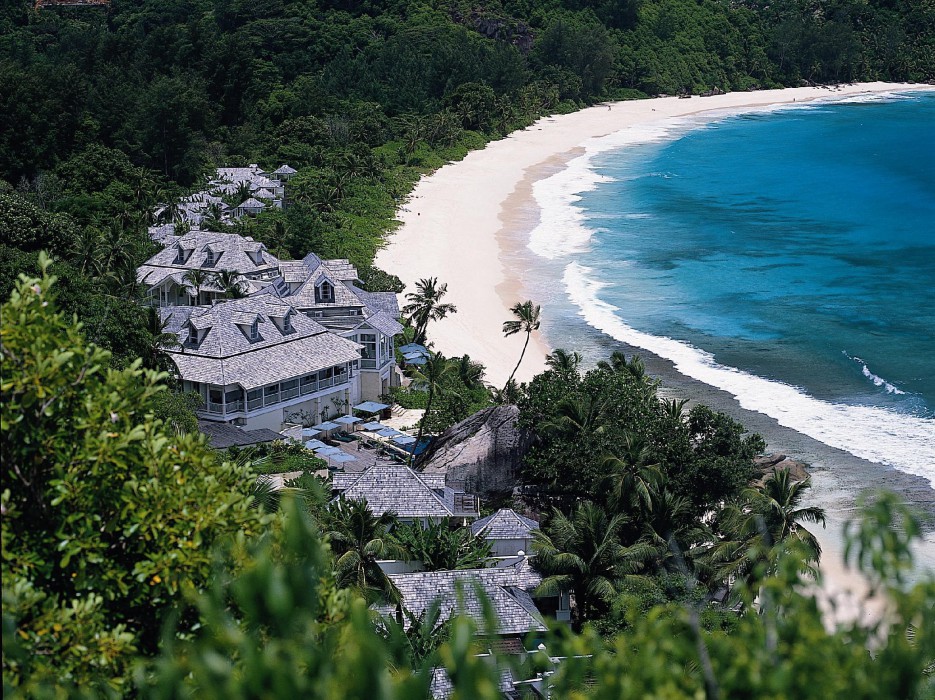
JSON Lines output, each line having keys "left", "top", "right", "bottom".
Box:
{"left": 402, "top": 278, "right": 457, "bottom": 345}
{"left": 533, "top": 501, "right": 652, "bottom": 627}
{"left": 408, "top": 352, "right": 456, "bottom": 466}
{"left": 324, "top": 497, "right": 405, "bottom": 604}
{"left": 502, "top": 300, "right": 541, "bottom": 390}
{"left": 545, "top": 348, "right": 582, "bottom": 374}
{"left": 182, "top": 269, "right": 213, "bottom": 305}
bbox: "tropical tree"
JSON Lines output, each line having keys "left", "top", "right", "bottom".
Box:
{"left": 600, "top": 432, "right": 661, "bottom": 514}
{"left": 542, "top": 393, "right": 609, "bottom": 439}
{"left": 182, "top": 268, "right": 212, "bottom": 305}
{"left": 490, "top": 378, "right": 521, "bottom": 406}
{"left": 597, "top": 350, "right": 648, "bottom": 383}
{"left": 324, "top": 497, "right": 405, "bottom": 604}
{"left": 502, "top": 300, "right": 541, "bottom": 391}
{"left": 402, "top": 278, "right": 457, "bottom": 345}
{"left": 545, "top": 348, "right": 582, "bottom": 374}
{"left": 408, "top": 351, "right": 456, "bottom": 466}
{"left": 533, "top": 501, "right": 652, "bottom": 626}
{"left": 454, "top": 354, "right": 485, "bottom": 391}
{"left": 711, "top": 469, "right": 826, "bottom": 590}
{"left": 394, "top": 521, "right": 492, "bottom": 571}
{"left": 142, "top": 306, "right": 180, "bottom": 374}
{"left": 214, "top": 268, "right": 247, "bottom": 298}
{"left": 379, "top": 599, "right": 451, "bottom": 671}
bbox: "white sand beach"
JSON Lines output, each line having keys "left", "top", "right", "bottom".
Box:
{"left": 375, "top": 82, "right": 934, "bottom": 622}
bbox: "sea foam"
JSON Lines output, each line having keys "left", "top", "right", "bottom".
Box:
{"left": 564, "top": 262, "right": 935, "bottom": 488}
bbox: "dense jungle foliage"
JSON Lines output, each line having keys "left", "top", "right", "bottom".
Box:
{"left": 4, "top": 268, "right": 935, "bottom": 698}
{"left": 1, "top": 0, "right": 932, "bottom": 369}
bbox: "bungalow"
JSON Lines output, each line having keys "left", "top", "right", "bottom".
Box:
{"left": 272, "top": 164, "right": 297, "bottom": 182}
{"left": 233, "top": 197, "right": 266, "bottom": 218}
{"left": 331, "top": 465, "right": 480, "bottom": 526}
{"left": 373, "top": 567, "right": 548, "bottom": 640}
{"left": 160, "top": 297, "right": 364, "bottom": 431}
{"left": 472, "top": 509, "right": 540, "bottom": 557}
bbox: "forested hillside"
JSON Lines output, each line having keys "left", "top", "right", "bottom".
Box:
{"left": 2, "top": 0, "right": 932, "bottom": 366}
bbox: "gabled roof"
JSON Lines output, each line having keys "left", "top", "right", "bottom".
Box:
{"left": 353, "top": 310, "right": 403, "bottom": 337}
{"left": 331, "top": 465, "right": 454, "bottom": 519}
{"left": 236, "top": 197, "right": 266, "bottom": 209}
{"left": 471, "top": 509, "right": 539, "bottom": 540}
{"left": 373, "top": 568, "right": 547, "bottom": 636}
{"left": 350, "top": 286, "right": 401, "bottom": 317}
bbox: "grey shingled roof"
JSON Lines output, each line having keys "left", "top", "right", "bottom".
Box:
{"left": 161, "top": 297, "right": 362, "bottom": 389}
{"left": 273, "top": 164, "right": 296, "bottom": 175}
{"left": 350, "top": 286, "right": 401, "bottom": 317}
{"left": 471, "top": 510, "right": 540, "bottom": 540}
{"left": 331, "top": 464, "right": 454, "bottom": 519}
{"left": 374, "top": 568, "right": 547, "bottom": 636}
{"left": 237, "top": 197, "right": 266, "bottom": 209}
{"left": 356, "top": 311, "right": 403, "bottom": 337}
{"left": 197, "top": 421, "right": 282, "bottom": 449}
{"left": 139, "top": 231, "right": 279, "bottom": 280}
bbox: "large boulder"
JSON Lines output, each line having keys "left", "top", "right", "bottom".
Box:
{"left": 418, "top": 405, "right": 530, "bottom": 496}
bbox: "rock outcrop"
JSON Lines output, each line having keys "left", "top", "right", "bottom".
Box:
{"left": 418, "top": 405, "right": 530, "bottom": 497}
{"left": 753, "top": 453, "right": 810, "bottom": 486}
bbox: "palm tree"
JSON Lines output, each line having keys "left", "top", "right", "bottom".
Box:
{"left": 454, "top": 354, "right": 485, "bottom": 391}
{"left": 661, "top": 397, "right": 688, "bottom": 422}
{"left": 638, "top": 484, "right": 711, "bottom": 575}
{"left": 545, "top": 348, "right": 582, "bottom": 374}
{"left": 182, "top": 269, "right": 213, "bottom": 305}
{"left": 324, "top": 497, "right": 405, "bottom": 604}
{"left": 600, "top": 432, "right": 661, "bottom": 514}
{"left": 402, "top": 278, "right": 457, "bottom": 346}
{"left": 408, "top": 352, "right": 456, "bottom": 467}
{"left": 393, "top": 521, "right": 492, "bottom": 572}
{"left": 542, "top": 394, "right": 609, "bottom": 439}
{"left": 214, "top": 269, "right": 247, "bottom": 299}
{"left": 502, "top": 300, "right": 541, "bottom": 390}
{"left": 143, "top": 307, "right": 180, "bottom": 374}
{"left": 711, "top": 469, "right": 825, "bottom": 590}
{"left": 490, "top": 378, "right": 521, "bottom": 406}
{"left": 533, "top": 501, "right": 652, "bottom": 626}
{"left": 71, "top": 226, "right": 104, "bottom": 276}
{"left": 597, "top": 350, "right": 648, "bottom": 382}
{"left": 379, "top": 600, "right": 450, "bottom": 671}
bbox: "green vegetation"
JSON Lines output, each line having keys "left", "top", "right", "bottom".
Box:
{"left": 4, "top": 262, "right": 935, "bottom": 699}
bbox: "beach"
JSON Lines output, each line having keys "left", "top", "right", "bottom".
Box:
{"left": 375, "top": 82, "right": 935, "bottom": 619}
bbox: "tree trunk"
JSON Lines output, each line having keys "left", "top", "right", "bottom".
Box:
{"left": 504, "top": 331, "right": 530, "bottom": 391}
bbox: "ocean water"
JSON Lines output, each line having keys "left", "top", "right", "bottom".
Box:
{"left": 527, "top": 92, "right": 935, "bottom": 488}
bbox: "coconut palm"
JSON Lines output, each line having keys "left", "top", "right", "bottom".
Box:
{"left": 545, "top": 348, "right": 582, "bottom": 374}
{"left": 490, "top": 378, "right": 521, "bottom": 406}
{"left": 402, "top": 278, "right": 457, "bottom": 346}
{"left": 502, "top": 300, "right": 541, "bottom": 390}
{"left": 214, "top": 269, "right": 247, "bottom": 299}
{"left": 711, "top": 469, "right": 825, "bottom": 590}
{"left": 597, "top": 350, "right": 647, "bottom": 382}
{"left": 533, "top": 501, "right": 652, "bottom": 626}
{"left": 71, "top": 226, "right": 104, "bottom": 276}
{"left": 638, "top": 484, "right": 711, "bottom": 574}
{"left": 454, "top": 354, "right": 485, "bottom": 391}
{"left": 182, "top": 269, "right": 213, "bottom": 305}
{"left": 600, "top": 432, "right": 661, "bottom": 514}
{"left": 542, "top": 394, "right": 609, "bottom": 439}
{"left": 408, "top": 352, "right": 456, "bottom": 466}
{"left": 325, "top": 497, "right": 405, "bottom": 604}
{"left": 143, "top": 306, "right": 180, "bottom": 374}
{"left": 661, "top": 397, "right": 688, "bottom": 422}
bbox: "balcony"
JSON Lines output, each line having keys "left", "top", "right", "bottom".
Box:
{"left": 199, "top": 370, "right": 352, "bottom": 419}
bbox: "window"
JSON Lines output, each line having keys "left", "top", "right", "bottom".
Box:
{"left": 360, "top": 333, "right": 376, "bottom": 359}
{"left": 204, "top": 249, "right": 216, "bottom": 267}
{"left": 250, "top": 319, "right": 259, "bottom": 340}
{"left": 283, "top": 314, "right": 292, "bottom": 332}
{"left": 316, "top": 280, "right": 334, "bottom": 303}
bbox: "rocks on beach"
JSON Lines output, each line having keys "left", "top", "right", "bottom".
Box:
{"left": 754, "top": 453, "right": 810, "bottom": 485}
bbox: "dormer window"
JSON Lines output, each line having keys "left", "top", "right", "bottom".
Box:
{"left": 315, "top": 280, "right": 334, "bottom": 304}
{"left": 283, "top": 315, "right": 292, "bottom": 332}
{"left": 250, "top": 319, "right": 259, "bottom": 340}
{"left": 204, "top": 249, "right": 219, "bottom": 267}
{"left": 175, "top": 245, "right": 193, "bottom": 264}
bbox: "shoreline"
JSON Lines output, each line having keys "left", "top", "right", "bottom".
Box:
{"left": 375, "top": 82, "right": 935, "bottom": 616}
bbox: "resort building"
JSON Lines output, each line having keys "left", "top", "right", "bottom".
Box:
{"left": 138, "top": 231, "right": 280, "bottom": 306}
{"left": 264, "top": 252, "right": 403, "bottom": 398}
{"left": 471, "top": 509, "right": 540, "bottom": 557}
{"left": 331, "top": 465, "right": 480, "bottom": 526}
{"left": 160, "top": 297, "right": 364, "bottom": 431}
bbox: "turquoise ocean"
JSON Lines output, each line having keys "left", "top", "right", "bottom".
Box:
{"left": 525, "top": 91, "right": 935, "bottom": 490}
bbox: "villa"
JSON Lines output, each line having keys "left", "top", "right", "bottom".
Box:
{"left": 472, "top": 509, "right": 540, "bottom": 557}
{"left": 160, "top": 296, "right": 364, "bottom": 432}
